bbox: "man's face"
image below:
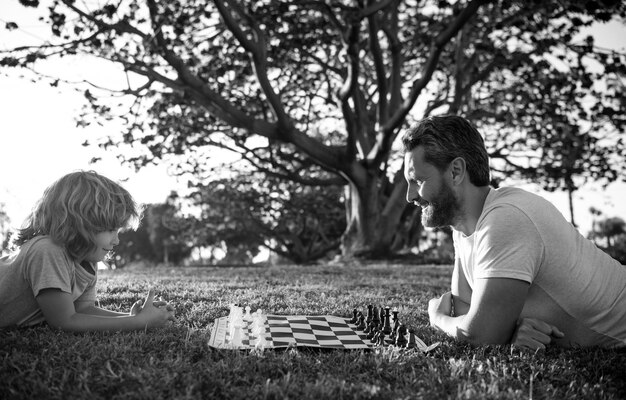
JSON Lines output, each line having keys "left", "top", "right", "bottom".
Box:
{"left": 404, "top": 147, "right": 460, "bottom": 228}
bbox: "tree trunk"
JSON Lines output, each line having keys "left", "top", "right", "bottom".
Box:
{"left": 341, "top": 170, "right": 415, "bottom": 258}
{"left": 567, "top": 186, "right": 576, "bottom": 228}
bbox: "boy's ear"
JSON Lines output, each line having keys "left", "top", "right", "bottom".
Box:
{"left": 449, "top": 157, "right": 466, "bottom": 185}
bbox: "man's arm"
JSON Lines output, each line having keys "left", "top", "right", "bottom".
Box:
{"left": 429, "top": 277, "right": 529, "bottom": 344}
{"left": 451, "top": 257, "right": 471, "bottom": 316}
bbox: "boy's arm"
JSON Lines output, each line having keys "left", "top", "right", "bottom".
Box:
{"left": 36, "top": 288, "right": 173, "bottom": 332}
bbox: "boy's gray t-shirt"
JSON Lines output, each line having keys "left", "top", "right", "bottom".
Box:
{"left": 453, "top": 187, "right": 626, "bottom": 347}
{"left": 0, "top": 236, "right": 97, "bottom": 327}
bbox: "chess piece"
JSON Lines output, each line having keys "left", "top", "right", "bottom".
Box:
{"left": 350, "top": 308, "right": 359, "bottom": 324}
{"left": 377, "top": 330, "right": 386, "bottom": 346}
{"left": 243, "top": 305, "right": 252, "bottom": 322}
{"left": 371, "top": 328, "right": 380, "bottom": 344}
{"left": 392, "top": 308, "right": 399, "bottom": 325}
{"left": 407, "top": 327, "right": 418, "bottom": 349}
{"left": 366, "top": 304, "right": 374, "bottom": 324}
{"left": 366, "top": 322, "right": 377, "bottom": 339}
{"left": 382, "top": 306, "right": 392, "bottom": 335}
{"left": 356, "top": 313, "right": 366, "bottom": 330}
{"left": 372, "top": 306, "right": 380, "bottom": 327}
{"left": 395, "top": 323, "right": 408, "bottom": 347}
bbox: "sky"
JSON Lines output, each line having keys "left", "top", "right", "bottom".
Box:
{"left": 0, "top": 2, "right": 625, "bottom": 238}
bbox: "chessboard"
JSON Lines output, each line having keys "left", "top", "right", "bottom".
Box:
{"left": 208, "top": 314, "right": 374, "bottom": 350}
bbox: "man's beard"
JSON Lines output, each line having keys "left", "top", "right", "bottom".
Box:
{"left": 420, "top": 181, "right": 460, "bottom": 228}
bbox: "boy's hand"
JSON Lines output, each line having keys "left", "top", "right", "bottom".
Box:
{"left": 135, "top": 289, "right": 176, "bottom": 327}
{"left": 130, "top": 299, "right": 143, "bottom": 316}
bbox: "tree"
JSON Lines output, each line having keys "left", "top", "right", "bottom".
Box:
{"left": 3, "top": 0, "right": 625, "bottom": 258}
{"left": 189, "top": 172, "right": 346, "bottom": 264}
{"left": 0, "top": 203, "right": 11, "bottom": 255}
{"left": 596, "top": 216, "right": 626, "bottom": 249}
{"left": 114, "top": 197, "right": 194, "bottom": 266}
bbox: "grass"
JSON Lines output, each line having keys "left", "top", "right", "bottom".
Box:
{"left": 1, "top": 262, "right": 624, "bottom": 399}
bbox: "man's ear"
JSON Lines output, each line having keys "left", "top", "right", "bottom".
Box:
{"left": 449, "top": 157, "right": 466, "bottom": 185}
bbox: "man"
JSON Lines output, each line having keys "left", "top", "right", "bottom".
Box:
{"left": 402, "top": 115, "right": 626, "bottom": 350}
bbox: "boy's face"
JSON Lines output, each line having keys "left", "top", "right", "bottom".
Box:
{"left": 85, "top": 229, "right": 120, "bottom": 263}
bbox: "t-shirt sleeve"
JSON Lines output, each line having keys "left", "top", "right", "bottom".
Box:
{"left": 473, "top": 204, "right": 545, "bottom": 283}
{"left": 23, "top": 240, "right": 74, "bottom": 297}
{"left": 75, "top": 268, "right": 98, "bottom": 306}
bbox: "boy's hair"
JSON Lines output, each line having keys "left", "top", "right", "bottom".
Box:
{"left": 16, "top": 171, "right": 141, "bottom": 261}
{"left": 401, "top": 115, "right": 491, "bottom": 186}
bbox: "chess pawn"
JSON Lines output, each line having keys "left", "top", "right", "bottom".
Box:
{"left": 372, "top": 307, "right": 380, "bottom": 327}
{"left": 356, "top": 313, "right": 366, "bottom": 330}
{"left": 382, "top": 306, "right": 392, "bottom": 335}
{"left": 363, "top": 321, "right": 378, "bottom": 339}
{"left": 377, "top": 330, "right": 386, "bottom": 346}
{"left": 364, "top": 319, "right": 373, "bottom": 334}
{"left": 350, "top": 308, "right": 359, "bottom": 324}
{"left": 243, "top": 306, "right": 252, "bottom": 322}
{"left": 395, "top": 324, "right": 408, "bottom": 347}
{"left": 231, "top": 321, "right": 243, "bottom": 347}
{"left": 366, "top": 304, "right": 374, "bottom": 324}
{"left": 371, "top": 328, "right": 380, "bottom": 344}
{"left": 407, "top": 327, "right": 418, "bottom": 349}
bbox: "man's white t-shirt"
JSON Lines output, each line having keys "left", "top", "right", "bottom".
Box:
{"left": 453, "top": 187, "right": 626, "bottom": 347}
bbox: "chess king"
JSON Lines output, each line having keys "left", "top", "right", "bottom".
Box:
{"left": 402, "top": 115, "right": 626, "bottom": 350}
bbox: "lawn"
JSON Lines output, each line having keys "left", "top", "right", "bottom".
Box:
{"left": 1, "top": 262, "right": 624, "bottom": 399}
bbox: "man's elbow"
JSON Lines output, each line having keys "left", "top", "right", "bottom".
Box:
{"left": 455, "top": 325, "right": 512, "bottom": 345}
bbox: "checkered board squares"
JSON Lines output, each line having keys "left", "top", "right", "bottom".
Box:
{"left": 208, "top": 314, "right": 374, "bottom": 350}
{"left": 268, "top": 315, "right": 372, "bottom": 349}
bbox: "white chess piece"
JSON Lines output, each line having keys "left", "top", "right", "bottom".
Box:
{"left": 243, "top": 306, "right": 252, "bottom": 322}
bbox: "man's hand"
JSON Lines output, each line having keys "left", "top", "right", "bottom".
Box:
{"left": 428, "top": 291, "right": 453, "bottom": 330}
{"left": 511, "top": 317, "right": 564, "bottom": 351}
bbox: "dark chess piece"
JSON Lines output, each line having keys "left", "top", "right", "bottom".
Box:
{"left": 350, "top": 308, "right": 358, "bottom": 324}
{"left": 372, "top": 307, "right": 380, "bottom": 327}
{"left": 377, "top": 330, "right": 386, "bottom": 346}
{"left": 366, "top": 304, "right": 374, "bottom": 324}
{"left": 395, "top": 323, "right": 408, "bottom": 347}
{"left": 392, "top": 309, "right": 399, "bottom": 325}
{"left": 356, "top": 313, "right": 366, "bottom": 330}
{"left": 382, "top": 306, "right": 392, "bottom": 335}
{"left": 389, "top": 318, "right": 400, "bottom": 340}
{"left": 407, "top": 327, "right": 418, "bottom": 349}
{"left": 371, "top": 328, "right": 380, "bottom": 344}
{"left": 366, "top": 324, "right": 376, "bottom": 340}
{"left": 364, "top": 319, "right": 373, "bottom": 334}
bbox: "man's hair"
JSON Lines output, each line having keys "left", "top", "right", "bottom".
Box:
{"left": 16, "top": 171, "right": 141, "bottom": 260}
{"left": 401, "top": 115, "right": 490, "bottom": 186}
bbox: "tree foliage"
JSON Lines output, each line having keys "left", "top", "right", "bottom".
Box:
{"left": 189, "top": 171, "right": 346, "bottom": 264}
{"left": 0, "top": 203, "right": 11, "bottom": 255}
{"left": 3, "top": 0, "right": 625, "bottom": 258}
{"left": 114, "top": 197, "right": 193, "bottom": 267}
